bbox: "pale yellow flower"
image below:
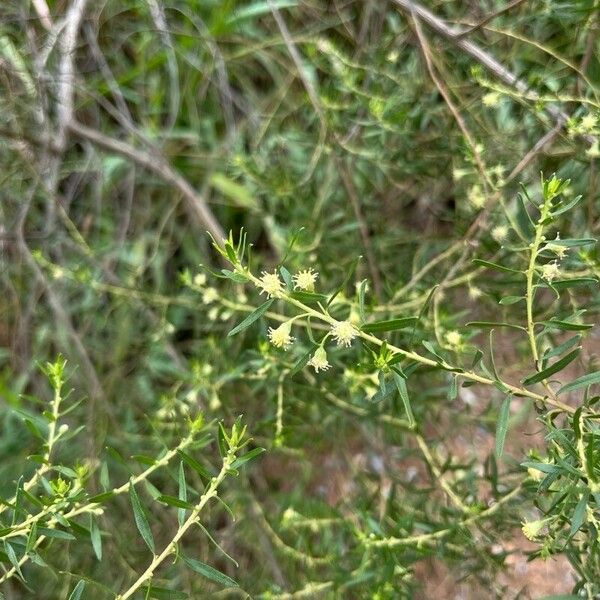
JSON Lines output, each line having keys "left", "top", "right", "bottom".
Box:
{"left": 268, "top": 322, "right": 294, "bottom": 349}
{"left": 293, "top": 269, "right": 318, "bottom": 292}
{"left": 540, "top": 261, "right": 561, "bottom": 282}
{"left": 193, "top": 273, "right": 207, "bottom": 286}
{"left": 491, "top": 225, "right": 508, "bottom": 242}
{"left": 202, "top": 287, "right": 219, "bottom": 305}
{"left": 258, "top": 271, "right": 283, "bottom": 297}
{"left": 331, "top": 320, "right": 357, "bottom": 347}
{"left": 521, "top": 520, "right": 545, "bottom": 541}
{"left": 445, "top": 330, "right": 462, "bottom": 347}
{"left": 308, "top": 346, "right": 331, "bottom": 372}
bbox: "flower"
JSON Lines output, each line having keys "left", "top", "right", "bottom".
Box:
{"left": 331, "top": 320, "right": 357, "bottom": 347}
{"left": 468, "top": 285, "right": 483, "bottom": 300}
{"left": 193, "top": 273, "right": 207, "bottom": 286}
{"left": 293, "top": 268, "right": 318, "bottom": 292}
{"left": 258, "top": 271, "right": 283, "bottom": 297}
{"left": 445, "top": 330, "right": 462, "bottom": 347}
{"left": 491, "top": 225, "right": 508, "bottom": 242}
{"left": 308, "top": 346, "right": 331, "bottom": 372}
{"left": 540, "top": 261, "right": 561, "bottom": 282}
{"left": 521, "top": 519, "right": 545, "bottom": 541}
{"left": 202, "top": 287, "right": 219, "bottom": 304}
{"left": 268, "top": 322, "right": 294, "bottom": 349}
{"left": 482, "top": 91, "right": 500, "bottom": 107}
{"left": 468, "top": 185, "right": 486, "bottom": 209}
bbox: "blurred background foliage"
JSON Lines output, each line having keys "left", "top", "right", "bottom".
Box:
{"left": 0, "top": 0, "right": 599, "bottom": 597}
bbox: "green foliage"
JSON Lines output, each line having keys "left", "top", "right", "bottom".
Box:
{"left": 1, "top": 0, "right": 600, "bottom": 598}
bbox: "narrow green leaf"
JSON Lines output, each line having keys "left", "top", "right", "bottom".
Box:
{"left": 68, "top": 581, "right": 86, "bottom": 600}
{"left": 217, "top": 422, "right": 228, "bottom": 457}
{"left": 90, "top": 515, "right": 102, "bottom": 561}
{"left": 230, "top": 447, "right": 266, "bottom": 470}
{"left": 541, "top": 319, "right": 593, "bottom": 331}
{"left": 466, "top": 321, "right": 526, "bottom": 331}
{"left": 570, "top": 491, "right": 589, "bottom": 536}
{"left": 499, "top": 296, "right": 524, "bottom": 305}
{"left": 558, "top": 371, "right": 600, "bottom": 396}
{"left": 228, "top": 299, "right": 274, "bottom": 337}
{"left": 472, "top": 259, "right": 522, "bottom": 274}
{"left": 361, "top": 317, "right": 418, "bottom": 333}
{"left": 178, "top": 461, "right": 187, "bottom": 527}
{"left": 358, "top": 279, "right": 367, "bottom": 323}
{"left": 279, "top": 266, "right": 293, "bottom": 289}
{"left": 392, "top": 370, "right": 415, "bottom": 428}
{"left": 129, "top": 482, "right": 155, "bottom": 553}
{"left": 141, "top": 586, "right": 188, "bottom": 600}
{"left": 37, "top": 528, "right": 76, "bottom": 540}
{"left": 4, "top": 543, "right": 23, "bottom": 579}
{"left": 156, "top": 495, "right": 194, "bottom": 509}
{"left": 177, "top": 450, "right": 211, "bottom": 481}
{"left": 495, "top": 396, "right": 511, "bottom": 458}
{"left": 288, "top": 291, "right": 328, "bottom": 303}
{"left": 543, "top": 335, "right": 581, "bottom": 360}
{"left": 522, "top": 348, "right": 580, "bottom": 385}
{"left": 181, "top": 555, "right": 239, "bottom": 588}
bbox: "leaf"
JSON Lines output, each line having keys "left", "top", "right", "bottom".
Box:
{"left": 217, "top": 422, "right": 228, "bottom": 457}
{"left": 156, "top": 495, "right": 195, "bottom": 509}
{"left": 181, "top": 555, "right": 239, "bottom": 588}
{"left": 495, "top": 396, "right": 511, "bottom": 458}
{"left": 358, "top": 280, "right": 367, "bottom": 322}
{"left": 37, "top": 528, "right": 76, "bottom": 540}
{"left": 178, "top": 461, "right": 187, "bottom": 527}
{"left": 549, "top": 278, "right": 598, "bottom": 290}
{"left": 472, "top": 259, "right": 522, "bottom": 274}
{"left": 279, "top": 266, "right": 293, "bottom": 289}
{"left": 499, "top": 296, "right": 524, "bottom": 305}
{"left": 288, "top": 291, "right": 328, "bottom": 303}
{"left": 551, "top": 194, "right": 582, "bottom": 217}
{"left": 141, "top": 586, "right": 188, "bottom": 600}
{"left": 230, "top": 447, "right": 266, "bottom": 470}
{"left": 177, "top": 450, "right": 212, "bottom": 481}
{"left": 522, "top": 348, "right": 580, "bottom": 385}
{"left": 228, "top": 299, "right": 274, "bottom": 337}
{"left": 421, "top": 340, "right": 445, "bottom": 363}
{"left": 288, "top": 345, "right": 315, "bottom": 377}
{"left": 90, "top": 515, "right": 102, "bottom": 561}
{"left": 68, "top": 581, "right": 86, "bottom": 600}
{"left": 392, "top": 370, "right": 415, "bottom": 428}
{"left": 543, "top": 335, "right": 581, "bottom": 360}
{"left": 466, "top": 321, "right": 526, "bottom": 331}
{"left": 514, "top": 192, "right": 535, "bottom": 240}
{"left": 541, "top": 319, "right": 593, "bottom": 331}
{"left": 570, "top": 491, "right": 589, "bottom": 536}
{"left": 558, "top": 371, "right": 600, "bottom": 396}
{"left": 129, "top": 482, "right": 155, "bottom": 553}
{"left": 4, "top": 543, "right": 23, "bottom": 579}
{"left": 361, "top": 317, "right": 418, "bottom": 333}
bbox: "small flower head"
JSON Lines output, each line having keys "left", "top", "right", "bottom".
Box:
{"left": 193, "top": 273, "right": 207, "bottom": 287}
{"left": 258, "top": 271, "right": 283, "bottom": 297}
{"left": 268, "top": 321, "right": 294, "bottom": 349}
{"left": 202, "top": 287, "right": 219, "bottom": 305}
{"left": 445, "top": 330, "right": 462, "bottom": 347}
{"left": 540, "top": 261, "right": 561, "bottom": 282}
{"left": 468, "top": 285, "right": 483, "bottom": 300}
{"left": 468, "top": 185, "right": 486, "bottom": 209}
{"left": 331, "top": 320, "right": 357, "bottom": 348}
{"left": 491, "top": 225, "right": 508, "bottom": 243}
{"left": 482, "top": 91, "right": 501, "bottom": 107}
{"left": 308, "top": 346, "right": 331, "bottom": 373}
{"left": 521, "top": 519, "right": 545, "bottom": 541}
{"left": 293, "top": 268, "right": 318, "bottom": 292}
